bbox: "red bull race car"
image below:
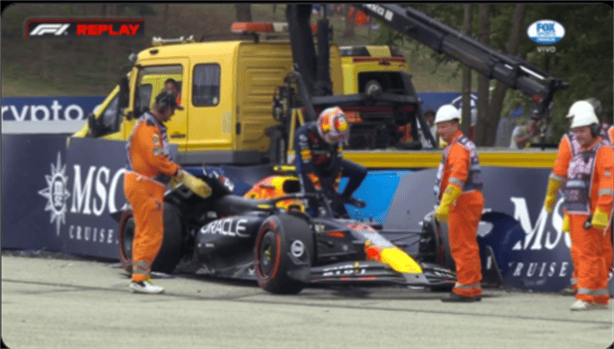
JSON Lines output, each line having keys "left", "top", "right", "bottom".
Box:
{"left": 118, "top": 166, "right": 457, "bottom": 294}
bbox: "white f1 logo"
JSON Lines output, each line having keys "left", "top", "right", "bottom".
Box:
{"left": 30, "top": 24, "right": 70, "bottom": 36}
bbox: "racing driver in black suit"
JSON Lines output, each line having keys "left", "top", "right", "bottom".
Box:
{"left": 294, "top": 106, "right": 367, "bottom": 216}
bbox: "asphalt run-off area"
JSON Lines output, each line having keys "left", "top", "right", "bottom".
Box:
{"left": 2, "top": 254, "right": 613, "bottom": 348}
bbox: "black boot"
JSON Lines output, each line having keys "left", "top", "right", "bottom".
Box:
{"left": 343, "top": 196, "right": 366, "bottom": 208}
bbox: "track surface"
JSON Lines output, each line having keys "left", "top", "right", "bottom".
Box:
{"left": 2, "top": 255, "right": 613, "bottom": 348}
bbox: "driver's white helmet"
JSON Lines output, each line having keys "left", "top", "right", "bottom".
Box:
{"left": 435, "top": 104, "right": 460, "bottom": 124}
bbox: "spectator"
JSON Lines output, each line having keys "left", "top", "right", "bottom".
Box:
{"left": 509, "top": 112, "right": 541, "bottom": 149}
{"left": 418, "top": 109, "right": 438, "bottom": 148}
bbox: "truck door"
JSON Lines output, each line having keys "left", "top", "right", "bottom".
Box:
{"left": 123, "top": 60, "right": 189, "bottom": 152}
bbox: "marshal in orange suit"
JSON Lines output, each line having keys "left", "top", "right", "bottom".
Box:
{"left": 433, "top": 104, "right": 484, "bottom": 303}
{"left": 544, "top": 101, "right": 613, "bottom": 311}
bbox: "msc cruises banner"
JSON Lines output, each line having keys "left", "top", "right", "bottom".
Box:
{"left": 1, "top": 96, "right": 105, "bottom": 134}
{"left": 1, "top": 133, "right": 600, "bottom": 292}
{"left": 380, "top": 167, "right": 581, "bottom": 293}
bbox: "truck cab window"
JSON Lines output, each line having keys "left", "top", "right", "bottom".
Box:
{"left": 193, "top": 64, "right": 220, "bottom": 106}
{"left": 135, "top": 65, "right": 183, "bottom": 118}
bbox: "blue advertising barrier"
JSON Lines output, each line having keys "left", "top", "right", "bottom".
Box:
{"left": 1, "top": 96, "right": 105, "bottom": 134}
{"left": 380, "top": 167, "right": 575, "bottom": 292}
{"left": 1, "top": 134, "right": 67, "bottom": 251}
{"left": 62, "top": 138, "right": 131, "bottom": 259}
{"left": 1, "top": 133, "right": 593, "bottom": 292}
{"left": 1, "top": 92, "right": 468, "bottom": 134}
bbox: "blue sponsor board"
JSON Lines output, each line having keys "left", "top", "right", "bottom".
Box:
{"left": 381, "top": 167, "right": 574, "bottom": 292}
{"left": 63, "top": 138, "right": 130, "bottom": 259}
{"left": 1, "top": 96, "right": 105, "bottom": 134}
{"left": 1, "top": 134, "right": 67, "bottom": 251}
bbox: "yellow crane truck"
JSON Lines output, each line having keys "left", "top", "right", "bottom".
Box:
{"left": 74, "top": 4, "right": 567, "bottom": 169}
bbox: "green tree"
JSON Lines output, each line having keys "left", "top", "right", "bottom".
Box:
{"left": 370, "top": 3, "right": 613, "bottom": 145}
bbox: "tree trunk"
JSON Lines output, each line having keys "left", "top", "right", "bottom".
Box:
{"left": 343, "top": 5, "right": 355, "bottom": 38}
{"left": 484, "top": 4, "right": 526, "bottom": 146}
{"left": 474, "top": 4, "right": 490, "bottom": 146}
{"left": 460, "top": 4, "right": 473, "bottom": 138}
{"left": 235, "top": 4, "right": 252, "bottom": 22}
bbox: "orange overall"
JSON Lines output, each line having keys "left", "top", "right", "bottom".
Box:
{"left": 124, "top": 113, "right": 180, "bottom": 283}
{"left": 558, "top": 135, "right": 613, "bottom": 305}
{"left": 556, "top": 131, "right": 614, "bottom": 292}
{"left": 552, "top": 134, "right": 580, "bottom": 290}
{"left": 435, "top": 131, "right": 485, "bottom": 297}
{"left": 604, "top": 126, "right": 614, "bottom": 273}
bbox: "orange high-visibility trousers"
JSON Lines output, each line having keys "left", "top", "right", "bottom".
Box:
{"left": 569, "top": 214, "right": 609, "bottom": 305}
{"left": 124, "top": 172, "right": 165, "bottom": 283}
{"left": 448, "top": 191, "right": 484, "bottom": 297}
{"left": 603, "top": 222, "right": 613, "bottom": 272}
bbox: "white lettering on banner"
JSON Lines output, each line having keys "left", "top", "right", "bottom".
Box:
{"left": 31, "top": 105, "right": 50, "bottom": 121}
{"left": 68, "top": 225, "right": 115, "bottom": 244}
{"left": 10, "top": 105, "right": 29, "bottom": 121}
{"left": 2, "top": 100, "right": 89, "bottom": 122}
{"left": 64, "top": 104, "right": 83, "bottom": 121}
{"left": 510, "top": 196, "right": 570, "bottom": 251}
{"left": 51, "top": 100, "right": 62, "bottom": 120}
{"left": 71, "top": 165, "right": 96, "bottom": 215}
{"left": 509, "top": 261, "right": 570, "bottom": 278}
{"left": 71, "top": 165, "right": 126, "bottom": 216}
{"left": 93, "top": 167, "right": 110, "bottom": 216}
{"left": 108, "top": 168, "right": 126, "bottom": 213}
{"left": 41, "top": 152, "right": 127, "bottom": 249}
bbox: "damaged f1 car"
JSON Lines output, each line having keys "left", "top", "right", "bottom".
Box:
{"left": 118, "top": 167, "right": 457, "bottom": 294}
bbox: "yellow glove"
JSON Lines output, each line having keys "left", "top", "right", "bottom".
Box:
{"left": 591, "top": 208, "right": 611, "bottom": 230}
{"left": 562, "top": 214, "right": 570, "bottom": 233}
{"left": 435, "top": 184, "right": 462, "bottom": 222}
{"left": 171, "top": 169, "right": 212, "bottom": 199}
{"left": 544, "top": 175, "right": 564, "bottom": 213}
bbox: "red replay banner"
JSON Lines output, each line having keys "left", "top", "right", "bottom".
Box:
{"left": 25, "top": 18, "right": 144, "bottom": 38}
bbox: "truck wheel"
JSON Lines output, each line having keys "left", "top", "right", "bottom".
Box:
{"left": 118, "top": 203, "right": 185, "bottom": 275}
{"left": 152, "top": 203, "right": 185, "bottom": 274}
{"left": 254, "top": 214, "right": 313, "bottom": 294}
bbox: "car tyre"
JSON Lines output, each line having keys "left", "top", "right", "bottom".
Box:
{"left": 118, "top": 209, "right": 135, "bottom": 273}
{"left": 118, "top": 203, "right": 185, "bottom": 275}
{"left": 254, "top": 214, "right": 313, "bottom": 294}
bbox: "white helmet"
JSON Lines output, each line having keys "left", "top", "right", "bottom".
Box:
{"left": 566, "top": 100, "right": 594, "bottom": 119}
{"left": 570, "top": 106, "right": 599, "bottom": 129}
{"left": 435, "top": 104, "right": 461, "bottom": 124}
